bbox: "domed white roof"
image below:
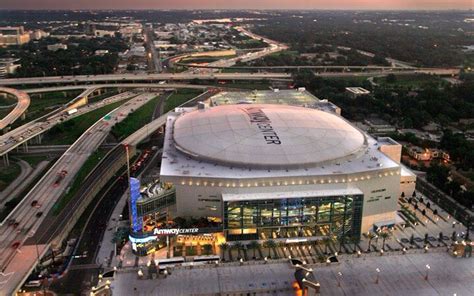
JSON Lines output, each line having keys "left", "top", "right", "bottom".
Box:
{"left": 172, "top": 104, "right": 367, "bottom": 169}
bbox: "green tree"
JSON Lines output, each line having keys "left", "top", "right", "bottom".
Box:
{"left": 219, "top": 243, "right": 229, "bottom": 260}
{"left": 263, "top": 240, "right": 276, "bottom": 258}
{"left": 247, "top": 241, "right": 260, "bottom": 259}
{"left": 202, "top": 244, "right": 213, "bottom": 255}
{"left": 367, "top": 232, "right": 376, "bottom": 252}
{"left": 380, "top": 231, "right": 391, "bottom": 251}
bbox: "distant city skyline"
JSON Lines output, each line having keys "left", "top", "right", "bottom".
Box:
{"left": 0, "top": 0, "right": 472, "bottom": 10}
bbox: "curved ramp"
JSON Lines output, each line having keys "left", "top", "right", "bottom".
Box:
{"left": 0, "top": 87, "right": 30, "bottom": 130}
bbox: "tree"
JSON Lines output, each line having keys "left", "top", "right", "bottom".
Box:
{"left": 263, "top": 240, "right": 276, "bottom": 258}
{"left": 322, "top": 237, "right": 332, "bottom": 254}
{"left": 367, "top": 232, "right": 376, "bottom": 252}
{"left": 233, "top": 242, "right": 243, "bottom": 259}
{"left": 379, "top": 231, "right": 391, "bottom": 251}
{"left": 202, "top": 244, "right": 213, "bottom": 256}
{"left": 219, "top": 243, "right": 229, "bottom": 260}
{"left": 247, "top": 241, "right": 260, "bottom": 259}
{"left": 351, "top": 236, "right": 360, "bottom": 253}
{"left": 386, "top": 73, "right": 397, "bottom": 83}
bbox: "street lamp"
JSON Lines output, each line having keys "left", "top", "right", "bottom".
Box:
{"left": 337, "top": 272, "right": 343, "bottom": 287}
{"left": 375, "top": 268, "right": 380, "bottom": 284}
{"left": 424, "top": 264, "right": 431, "bottom": 280}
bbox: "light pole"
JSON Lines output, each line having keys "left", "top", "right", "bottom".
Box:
{"left": 375, "top": 268, "right": 380, "bottom": 284}
{"left": 424, "top": 264, "right": 430, "bottom": 280}
{"left": 337, "top": 271, "right": 343, "bottom": 287}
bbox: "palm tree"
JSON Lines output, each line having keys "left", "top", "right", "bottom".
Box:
{"left": 367, "top": 232, "right": 376, "bottom": 252}
{"left": 233, "top": 242, "right": 244, "bottom": 259}
{"left": 203, "top": 244, "right": 213, "bottom": 255}
{"left": 219, "top": 243, "right": 229, "bottom": 260}
{"left": 247, "top": 241, "right": 260, "bottom": 259}
{"left": 351, "top": 236, "right": 360, "bottom": 252}
{"left": 379, "top": 231, "right": 391, "bottom": 251}
{"left": 263, "top": 240, "right": 276, "bottom": 258}
{"left": 322, "top": 237, "right": 331, "bottom": 254}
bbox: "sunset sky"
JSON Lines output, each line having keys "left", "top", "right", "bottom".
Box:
{"left": 0, "top": 0, "right": 472, "bottom": 10}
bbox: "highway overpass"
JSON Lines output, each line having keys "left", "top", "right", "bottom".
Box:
{"left": 0, "top": 87, "right": 31, "bottom": 130}
{"left": 0, "top": 72, "right": 292, "bottom": 87}
{"left": 0, "top": 92, "right": 158, "bottom": 295}
{"left": 0, "top": 91, "right": 138, "bottom": 160}
{"left": 23, "top": 83, "right": 210, "bottom": 94}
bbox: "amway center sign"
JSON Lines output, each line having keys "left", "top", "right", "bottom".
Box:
{"left": 153, "top": 228, "right": 199, "bottom": 236}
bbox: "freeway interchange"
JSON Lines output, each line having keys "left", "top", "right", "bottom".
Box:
{"left": 0, "top": 91, "right": 139, "bottom": 159}
{"left": 0, "top": 87, "right": 30, "bottom": 130}
{"left": 0, "top": 92, "right": 158, "bottom": 294}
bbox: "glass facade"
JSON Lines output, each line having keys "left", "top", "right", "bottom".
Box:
{"left": 223, "top": 194, "right": 363, "bottom": 241}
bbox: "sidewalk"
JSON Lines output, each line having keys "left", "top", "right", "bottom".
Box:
{"left": 95, "top": 189, "right": 129, "bottom": 268}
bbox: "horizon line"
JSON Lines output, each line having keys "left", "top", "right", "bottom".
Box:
{"left": 0, "top": 8, "right": 472, "bottom": 12}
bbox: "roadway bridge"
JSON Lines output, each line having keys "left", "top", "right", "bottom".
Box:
{"left": 0, "top": 72, "right": 292, "bottom": 87}
{"left": 0, "top": 87, "right": 31, "bottom": 130}
{"left": 0, "top": 93, "right": 158, "bottom": 295}
{"left": 0, "top": 91, "right": 138, "bottom": 163}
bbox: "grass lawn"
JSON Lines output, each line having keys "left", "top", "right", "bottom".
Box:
{"left": 42, "top": 100, "right": 126, "bottom": 145}
{"left": 88, "top": 89, "right": 119, "bottom": 103}
{"left": 15, "top": 155, "right": 48, "bottom": 167}
{"left": 111, "top": 96, "right": 159, "bottom": 141}
{"left": 11, "top": 90, "right": 82, "bottom": 128}
{"left": 0, "top": 108, "right": 13, "bottom": 119}
{"left": 0, "top": 93, "right": 16, "bottom": 106}
{"left": 164, "top": 89, "right": 203, "bottom": 113}
{"left": 52, "top": 149, "right": 108, "bottom": 215}
{"left": 0, "top": 159, "right": 55, "bottom": 221}
{"left": 220, "top": 68, "right": 256, "bottom": 73}
{"left": 0, "top": 163, "right": 21, "bottom": 191}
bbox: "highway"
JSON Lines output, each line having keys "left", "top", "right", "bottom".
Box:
{"left": 0, "top": 87, "right": 31, "bottom": 130}
{"left": 0, "top": 72, "right": 292, "bottom": 86}
{"left": 0, "top": 91, "right": 138, "bottom": 157}
{"left": 23, "top": 83, "right": 210, "bottom": 94}
{"left": 185, "top": 26, "right": 288, "bottom": 74}
{"left": 0, "top": 92, "right": 159, "bottom": 295}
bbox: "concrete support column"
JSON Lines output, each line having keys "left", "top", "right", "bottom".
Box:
{"left": 3, "top": 153, "right": 9, "bottom": 166}
{"left": 23, "top": 141, "right": 28, "bottom": 153}
{"left": 35, "top": 134, "right": 42, "bottom": 144}
{"left": 21, "top": 112, "right": 26, "bottom": 120}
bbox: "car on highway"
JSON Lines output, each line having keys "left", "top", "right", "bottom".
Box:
{"left": 53, "top": 170, "right": 68, "bottom": 187}
{"left": 36, "top": 212, "right": 43, "bottom": 218}
{"left": 11, "top": 241, "right": 20, "bottom": 249}
{"left": 31, "top": 200, "right": 40, "bottom": 208}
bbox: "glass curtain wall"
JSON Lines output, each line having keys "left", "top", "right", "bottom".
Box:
{"left": 223, "top": 195, "right": 363, "bottom": 241}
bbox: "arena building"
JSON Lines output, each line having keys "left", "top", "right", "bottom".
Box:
{"left": 157, "top": 102, "right": 415, "bottom": 244}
